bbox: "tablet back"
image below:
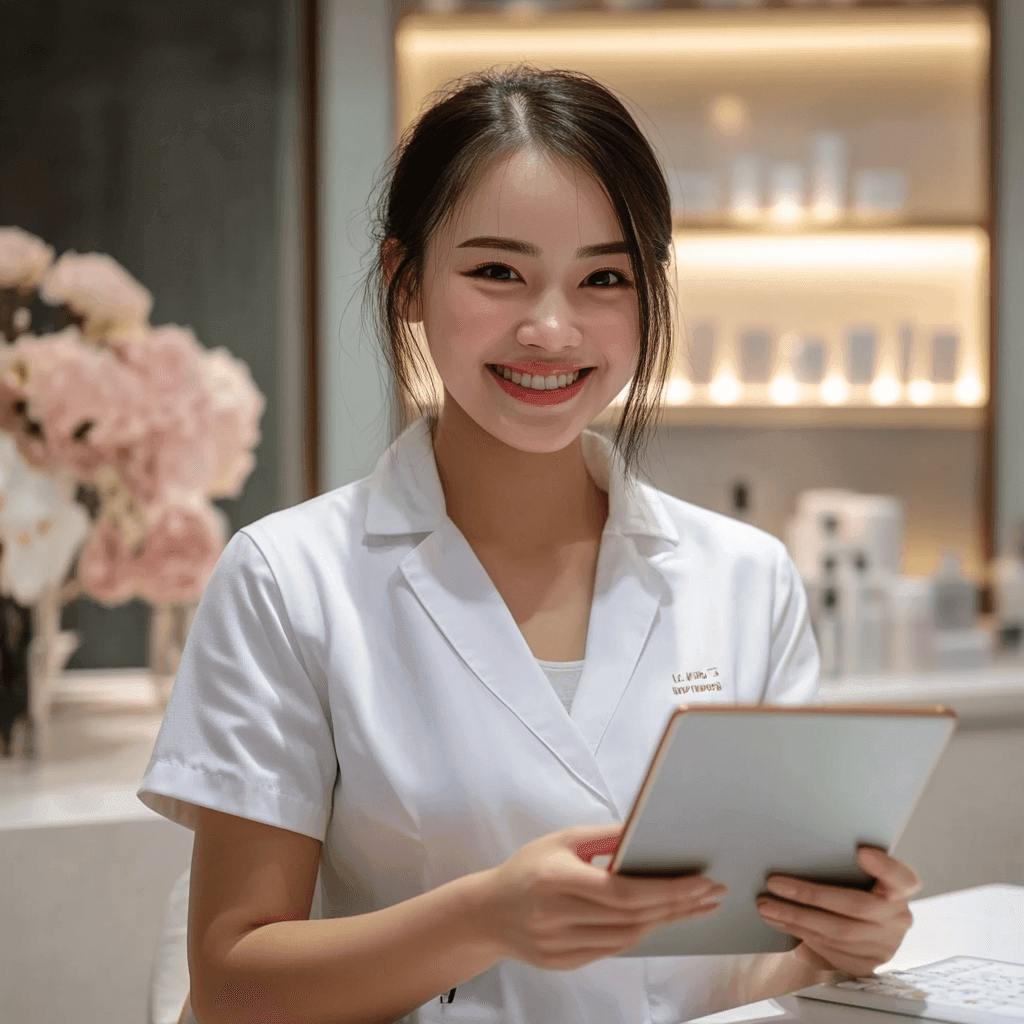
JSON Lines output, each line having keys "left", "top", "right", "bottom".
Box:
{"left": 610, "top": 704, "right": 955, "bottom": 957}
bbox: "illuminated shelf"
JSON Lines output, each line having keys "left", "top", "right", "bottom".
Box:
{"left": 594, "top": 402, "right": 985, "bottom": 430}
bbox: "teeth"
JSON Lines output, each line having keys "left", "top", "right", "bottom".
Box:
{"left": 494, "top": 366, "right": 582, "bottom": 390}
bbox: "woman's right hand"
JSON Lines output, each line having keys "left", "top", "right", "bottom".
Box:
{"left": 473, "top": 823, "right": 727, "bottom": 971}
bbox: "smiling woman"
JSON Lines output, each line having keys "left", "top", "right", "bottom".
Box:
{"left": 362, "top": 64, "right": 677, "bottom": 483}
{"left": 138, "top": 63, "right": 920, "bottom": 1024}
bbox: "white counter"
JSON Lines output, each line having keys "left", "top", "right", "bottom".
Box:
{"left": 691, "top": 883, "right": 1024, "bottom": 1023}
{"left": 0, "top": 667, "right": 1021, "bottom": 1024}
{"left": 819, "top": 660, "right": 1024, "bottom": 728}
{"left": 1, "top": 662, "right": 1022, "bottom": 832}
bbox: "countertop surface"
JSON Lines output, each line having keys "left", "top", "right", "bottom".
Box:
{"left": 1, "top": 663, "right": 1022, "bottom": 831}
{"left": 689, "top": 883, "right": 1024, "bottom": 1023}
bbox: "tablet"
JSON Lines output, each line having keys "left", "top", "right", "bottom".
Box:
{"left": 601, "top": 703, "right": 956, "bottom": 958}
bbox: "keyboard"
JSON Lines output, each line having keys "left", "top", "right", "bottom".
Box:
{"left": 793, "top": 956, "right": 1024, "bottom": 1024}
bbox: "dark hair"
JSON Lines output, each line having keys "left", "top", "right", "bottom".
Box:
{"left": 361, "top": 63, "right": 676, "bottom": 482}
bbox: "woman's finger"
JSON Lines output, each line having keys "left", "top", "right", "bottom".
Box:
{"left": 857, "top": 847, "right": 922, "bottom": 900}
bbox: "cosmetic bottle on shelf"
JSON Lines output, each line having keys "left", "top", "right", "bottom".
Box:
{"left": 992, "top": 524, "right": 1024, "bottom": 654}
{"left": 930, "top": 553, "right": 992, "bottom": 670}
{"left": 841, "top": 550, "right": 893, "bottom": 676}
{"left": 890, "top": 576, "right": 935, "bottom": 673}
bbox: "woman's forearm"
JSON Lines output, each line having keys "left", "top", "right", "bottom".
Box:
{"left": 192, "top": 869, "right": 504, "bottom": 1024}
{"left": 741, "top": 950, "right": 848, "bottom": 1005}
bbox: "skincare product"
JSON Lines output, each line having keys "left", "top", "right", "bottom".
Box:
{"left": 932, "top": 553, "right": 976, "bottom": 630}
{"left": 688, "top": 319, "right": 717, "bottom": 384}
{"left": 930, "top": 328, "right": 960, "bottom": 384}
{"left": 890, "top": 576, "right": 935, "bottom": 672}
{"left": 738, "top": 327, "right": 774, "bottom": 384}
{"left": 729, "top": 153, "right": 762, "bottom": 220}
{"left": 792, "top": 333, "right": 827, "bottom": 384}
{"left": 810, "top": 132, "right": 847, "bottom": 222}
{"left": 992, "top": 525, "right": 1024, "bottom": 652}
{"left": 842, "top": 550, "right": 893, "bottom": 675}
{"left": 845, "top": 326, "right": 879, "bottom": 385}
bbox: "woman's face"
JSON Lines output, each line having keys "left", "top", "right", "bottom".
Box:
{"left": 406, "top": 147, "right": 641, "bottom": 454}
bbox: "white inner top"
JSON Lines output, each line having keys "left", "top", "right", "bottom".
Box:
{"left": 536, "top": 658, "right": 585, "bottom": 714}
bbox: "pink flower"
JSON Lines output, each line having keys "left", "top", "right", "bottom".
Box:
{"left": 0, "top": 227, "right": 55, "bottom": 290}
{"left": 197, "top": 346, "right": 266, "bottom": 498}
{"left": 40, "top": 251, "right": 153, "bottom": 336}
{"left": 109, "top": 325, "right": 222, "bottom": 502}
{"left": 129, "top": 495, "right": 228, "bottom": 604}
{"left": 0, "top": 327, "right": 146, "bottom": 481}
{"left": 75, "top": 521, "right": 139, "bottom": 608}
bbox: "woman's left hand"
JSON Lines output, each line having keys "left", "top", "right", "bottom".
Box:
{"left": 756, "top": 846, "right": 923, "bottom": 978}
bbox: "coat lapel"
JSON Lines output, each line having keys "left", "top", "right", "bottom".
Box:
{"left": 367, "top": 417, "right": 680, "bottom": 817}
{"left": 400, "top": 518, "right": 619, "bottom": 809}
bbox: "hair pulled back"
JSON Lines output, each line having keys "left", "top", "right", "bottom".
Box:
{"left": 362, "top": 63, "right": 676, "bottom": 480}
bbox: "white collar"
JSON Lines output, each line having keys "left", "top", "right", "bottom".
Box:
{"left": 362, "top": 416, "right": 678, "bottom": 545}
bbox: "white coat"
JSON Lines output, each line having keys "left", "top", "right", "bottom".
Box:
{"left": 137, "top": 415, "right": 822, "bottom": 1023}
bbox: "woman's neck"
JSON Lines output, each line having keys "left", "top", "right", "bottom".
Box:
{"left": 430, "top": 400, "right": 608, "bottom": 554}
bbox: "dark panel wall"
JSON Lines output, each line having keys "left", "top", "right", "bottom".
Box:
{"left": 0, "top": 1, "right": 292, "bottom": 668}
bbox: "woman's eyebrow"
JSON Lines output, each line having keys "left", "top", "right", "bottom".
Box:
{"left": 455, "top": 236, "right": 629, "bottom": 259}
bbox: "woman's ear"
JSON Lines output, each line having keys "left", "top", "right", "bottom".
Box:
{"left": 382, "top": 237, "right": 423, "bottom": 324}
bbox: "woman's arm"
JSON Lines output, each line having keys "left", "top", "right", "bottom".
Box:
{"left": 176, "top": 992, "right": 192, "bottom": 1024}
{"left": 738, "top": 951, "right": 846, "bottom": 1005}
{"left": 195, "top": 872, "right": 502, "bottom": 1024}
{"left": 188, "top": 807, "right": 504, "bottom": 1024}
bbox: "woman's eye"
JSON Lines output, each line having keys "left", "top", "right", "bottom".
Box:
{"left": 467, "top": 264, "right": 631, "bottom": 287}
{"left": 588, "top": 269, "right": 631, "bottom": 288}
{"left": 468, "top": 263, "right": 520, "bottom": 282}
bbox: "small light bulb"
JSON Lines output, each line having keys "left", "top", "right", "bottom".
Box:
{"left": 954, "top": 376, "right": 984, "bottom": 405}
{"left": 820, "top": 374, "right": 849, "bottom": 406}
{"left": 870, "top": 375, "right": 900, "bottom": 405}
{"left": 769, "top": 375, "right": 799, "bottom": 405}
{"left": 908, "top": 380, "right": 934, "bottom": 406}
{"left": 709, "top": 373, "right": 741, "bottom": 405}
{"left": 666, "top": 378, "right": 693, "bottom": 404}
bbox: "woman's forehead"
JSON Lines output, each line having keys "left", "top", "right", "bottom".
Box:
{"left": 435, "top": 150, "right": 619, "bottom": 254}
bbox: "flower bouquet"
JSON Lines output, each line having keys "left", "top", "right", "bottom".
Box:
{"left": 0, "top": 226, "right": 265, "bottom": 760}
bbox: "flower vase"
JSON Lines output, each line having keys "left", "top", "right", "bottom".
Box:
{"left": 148, "top": 601, "right": 198, "bottom": 708}
{"left": 21, "top": 583, "right": 82, "bottom": 761}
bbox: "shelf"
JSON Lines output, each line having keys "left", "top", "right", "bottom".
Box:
{"left": 671, "top": 217, "right": 992, "bottom": 234}
{"left": 594, "top": 401, "right": 985, "bottom": 429}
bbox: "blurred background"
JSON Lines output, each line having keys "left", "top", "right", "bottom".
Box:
{"left": 1, "top": 2, "right": 1022, "bottom": 1022}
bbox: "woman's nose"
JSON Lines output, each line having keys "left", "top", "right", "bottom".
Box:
{"left": 516, "top": 290, "right": 582, "bottom": 349}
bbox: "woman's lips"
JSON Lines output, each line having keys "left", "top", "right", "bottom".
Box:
{"left": 487, "top": 364, "right": 594, "bottom": 406}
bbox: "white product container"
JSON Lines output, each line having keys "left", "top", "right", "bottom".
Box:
{"left": 932, "top": 553, "right": 976, "bottom": 631}
{"left": 840, "top": 550, "right": 893, "bottom": 676}
{"left": 992, "top": 538, "right": 1024, "bottom": 651}
{"left": 729, "top": 153, "right": 762, "bottom": 219}
{"left": 890, "top": 576, "right": 935, "bottom": 672}
{"left": 810, "top": 132, "right": 847, "bottom": 221}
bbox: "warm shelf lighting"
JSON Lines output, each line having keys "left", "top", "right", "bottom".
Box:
{"left": 870, "top": 375, "right": 901, "bottom": 405}
{"left": 769, "top": 375, "right": 799, "bottom": 405}
{"left": 709, "top": 373, "right": 741, "bottom": 405}
{"left": 397, "top": 15, "right": 986, "bottom": 62}
{"left": 954, "top": 376, "right": 985, "bottom": 406}
{"left": 673, "top": 231, "right": 985, "bottom": 274}
{"left": 666, "top": 378, "right": 694, "bottom": 404}
{"left": 821, "top": 374, "right": 849, "bottom": 405}
{"left": 908, "top": 380, "right": 935, "bottom": 405}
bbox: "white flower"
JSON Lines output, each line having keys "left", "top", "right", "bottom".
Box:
{"left": 0, "top": 227, "right": 55, "bottom": 290}
{"left": 40, "top": 251, "right": 153, "bottom": 336}
{"left": 0, "top": 433, "right": 91, "bottom": 605}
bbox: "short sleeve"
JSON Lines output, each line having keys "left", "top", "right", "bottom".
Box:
{"left": 760, "top": 540, "right": 822, "bottom": 705}
{"left": 137, "top": 529, "right": 337, "bottom": 842}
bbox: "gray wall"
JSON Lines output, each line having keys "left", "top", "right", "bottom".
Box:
{"left": 995, "top": 0, "right": 1024, "bottom": 554}
{"left": 319, "top": 0, "right": 396, "bottom": 492}
{"left": 0, "top": 1, "right": 299, "bottom": 668}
